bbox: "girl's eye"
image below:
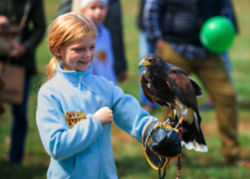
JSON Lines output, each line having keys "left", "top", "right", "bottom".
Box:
{"left": 99, "top": 6, "right": 104, "bottom": 10}
{"left": 90, "top": 45, "right": 95, "bottom": 50}
{"left": 74, "top": 48, "right": 83, "bottom": 52}
{"left": 91, "top": 6, "right": 97, "bottom": 10}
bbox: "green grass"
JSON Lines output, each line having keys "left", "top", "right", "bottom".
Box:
{"left": 1, "top": 0, "right": 250, "bottom": 178}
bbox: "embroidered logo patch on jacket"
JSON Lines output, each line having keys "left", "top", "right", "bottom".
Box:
{"left": 97, "top": 50, "right": 107, "bottom": 62}
{"left": 64, "top": 111, "right": 86, "bottom": 128}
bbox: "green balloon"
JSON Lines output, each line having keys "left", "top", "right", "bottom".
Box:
{"left": 200, "top": 16, "right": 236, "bottom": 53}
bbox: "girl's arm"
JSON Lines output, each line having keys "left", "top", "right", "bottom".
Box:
{"left": 110, "top": 84, "right": 158, "bottom": 142}
{"left": 36, "top": 86, "right": 104, "bottom": 160}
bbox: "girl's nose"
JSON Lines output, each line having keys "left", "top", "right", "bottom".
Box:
{"left": 85, "top": 48, "right": 92, "bottom": 58}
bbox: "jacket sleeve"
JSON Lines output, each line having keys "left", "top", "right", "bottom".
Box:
{"left": 23, "top": 0, "right": 46, "bottom": 50}
{"left": 56, "top": 0, "right": 72, "bottom": 17}
{"left": 220, "top": 0, "right": 239, "bottom": 34}
{"left": 109, "top": 83, "right": 158, "bottom": 142}
{"left": 104, "top": 1, "right": 127, "bottom": 75}
{"left": 36, "top": 86, "right": 103, "bottom": 160}
{"left": 144, "top": 0, "right": 163, "bottom": 43}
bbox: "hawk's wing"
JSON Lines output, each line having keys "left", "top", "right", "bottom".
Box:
{"left": 190, "top": 78, "right": 203, "bottom": 97}
{"left": 166, "top": 70, "right": 199, "bottom": 110}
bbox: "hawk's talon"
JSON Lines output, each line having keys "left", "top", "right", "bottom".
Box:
{"left": 168, "top": 108, "right": 175, "bottom": 120}
{"left": 175, "top": 115, "right": 185, "bottom": 129}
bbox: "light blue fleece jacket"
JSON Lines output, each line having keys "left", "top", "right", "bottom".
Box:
{"left": 36, "top": 63, "right": 157, "bottom": 179}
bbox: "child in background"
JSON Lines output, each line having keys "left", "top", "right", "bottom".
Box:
{"left": 80, "top": 0, "right": 117, "bottom": 84}
{"left": 36, "top": 12, "right": 168, "bottom": 178}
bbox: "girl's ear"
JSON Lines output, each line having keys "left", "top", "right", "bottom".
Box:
{"left": 80, "top": 8, "right": 85, "bottom": 14}
{"left": 55, "top": 47, "right": 62, "bottom": 57}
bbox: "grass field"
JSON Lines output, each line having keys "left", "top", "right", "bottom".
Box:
{"left": 0, "top": 0, "right": 250, "bottom": 178}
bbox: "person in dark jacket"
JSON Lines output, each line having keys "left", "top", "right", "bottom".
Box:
{"left": 0, "top": 0, "right": 46, "bottom": 165}
{"left": 200, "top": 0, "right": 239, "bottom": 110}
{"left": 143, "top": 0, "right": 248, "bottom": 167}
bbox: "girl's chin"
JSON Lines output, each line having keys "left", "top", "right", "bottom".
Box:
{"left": 79, "top": 66, "right": 91, "bottom": 71}
{"left": 77, "top": 66, "right": 89, "bottom": 71}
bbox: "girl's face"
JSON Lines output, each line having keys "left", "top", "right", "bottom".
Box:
{"left": 81, "top": 1, "right": 107, "bottom": 25}
{"left": 58, "top": 35, "right": 96, "bottom": 71}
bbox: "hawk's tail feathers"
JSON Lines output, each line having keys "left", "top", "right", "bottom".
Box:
{"left": 181, "top": 141, "right": 208, "bottom": 152}
{"left": 181, "top": 114, "right": 207, "bottom": 152}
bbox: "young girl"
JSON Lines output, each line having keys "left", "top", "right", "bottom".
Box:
{"left": 36, "top": 12, "right": 159, "bottom": 178}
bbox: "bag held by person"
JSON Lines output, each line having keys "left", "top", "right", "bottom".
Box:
{"left": 0, "top": 61, "right": 25, "bottom": 104}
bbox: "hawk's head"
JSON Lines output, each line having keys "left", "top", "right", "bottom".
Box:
{"left": 139, "top": 54, "right": 168, "bottom": 70}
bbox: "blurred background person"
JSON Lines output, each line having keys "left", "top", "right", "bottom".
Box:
{"left": 0, "top": 0, "right": 46, "bottom": 166}
{"left": 137, "top": 0, "right": 157, "bottom": 112}
{"left": 143, "top": 0, "right": 249, "bottom": 166}
{"left": 80, "top": 0, "right": 117, "bottom": 84}
{"left": 200, "top": 0, "right": 239, "bottom": 111}
{"left": 56, "top": 0, "right": 128, "bottom": 82}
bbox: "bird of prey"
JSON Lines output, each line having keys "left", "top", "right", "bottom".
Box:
{"left": 139, "top": 54, "right": 207, "bottom": 152}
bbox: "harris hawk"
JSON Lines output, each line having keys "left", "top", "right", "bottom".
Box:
{"left": 139, "top": 54, "right": 207, "bottom": 153}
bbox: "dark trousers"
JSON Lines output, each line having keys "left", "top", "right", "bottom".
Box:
{"left": 9, "top": 77, "right": 30, "bottom": 164}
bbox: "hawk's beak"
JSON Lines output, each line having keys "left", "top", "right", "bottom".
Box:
{"left": 140, "top": 59, "right": 151, "bottom": 67}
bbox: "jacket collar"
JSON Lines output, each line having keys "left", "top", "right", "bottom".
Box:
{"left": 56, "top": 62, "right": 92, "bottom": 87}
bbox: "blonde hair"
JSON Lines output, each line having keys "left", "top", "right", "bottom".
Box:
{"left": 47, "top": 12, "right": 97, "bottom": 79}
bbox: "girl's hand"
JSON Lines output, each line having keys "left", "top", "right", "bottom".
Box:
{"left": 94, "top": 106, "right": 113, "bottom": 125}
